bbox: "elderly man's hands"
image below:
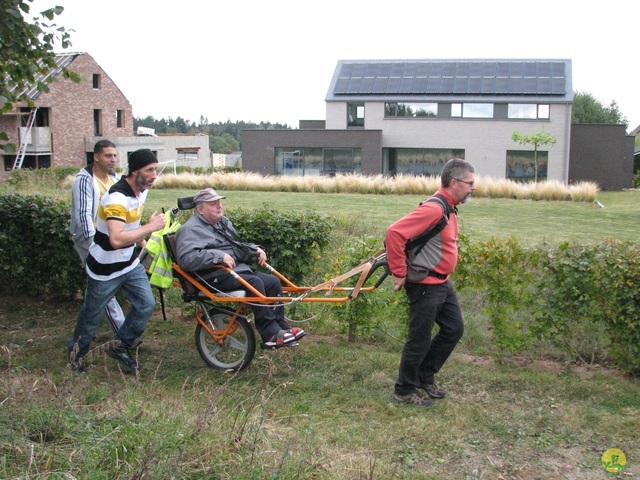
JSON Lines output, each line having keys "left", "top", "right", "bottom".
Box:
{"left": 221, "top": 253, "right": 235, "bottom": 269}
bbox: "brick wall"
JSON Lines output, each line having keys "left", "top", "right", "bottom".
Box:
{"left": 43, "top": 53, "right": 133, "bottom": 167}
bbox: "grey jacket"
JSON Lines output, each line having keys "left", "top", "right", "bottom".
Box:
{"left": 174, "top": 211, "right": 256, "bottom": 280}
{"left": 69, "top": 164, "right": 119, "bottom": 252}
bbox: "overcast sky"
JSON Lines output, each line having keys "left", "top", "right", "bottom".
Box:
{"left": 30, "top": 0, "right": 640, "bottom": 130}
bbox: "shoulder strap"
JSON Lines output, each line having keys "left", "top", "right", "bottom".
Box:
{"left": 405, "top": 193, "right": 455, "bottom": 254}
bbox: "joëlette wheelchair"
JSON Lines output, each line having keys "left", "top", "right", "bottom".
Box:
{"left": 163, "top": 196, "right": 389, "bottom": 372}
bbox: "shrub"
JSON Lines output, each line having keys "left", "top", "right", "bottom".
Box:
{"left": 225, "top": 204, "right": 334, "bottom": 284}
{"left": 533, "top": 240, "right": 640, "bottom": 374}
{"left": 328, "top": 235, "right": 403, "bottom": 342}
{"left": 0, "top": 194, "right": 85, "bottom": 298}
{"left": 456, "top": 235, "right": 538, "bottom": 353}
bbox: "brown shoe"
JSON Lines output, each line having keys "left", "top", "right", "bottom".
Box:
{"left": 420, "top": 381, "right": 447, "bottom": 399}
{"left": 394, "top": 391, "right": 433, "bottom": 407}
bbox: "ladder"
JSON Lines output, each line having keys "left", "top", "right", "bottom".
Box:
{"left": 12, "top": 108, "right": 38, "bottom": 170}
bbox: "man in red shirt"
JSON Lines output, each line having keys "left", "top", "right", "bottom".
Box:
{"left": 385, "top": 158, "right": 475, "bottom": 407}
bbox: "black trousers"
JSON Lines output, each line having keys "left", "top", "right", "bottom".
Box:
{"left": 394, "top": 281, "right": 464, "bottom": 396}
{"left": 214, "top": 270, "right": 290, "bottom": 341}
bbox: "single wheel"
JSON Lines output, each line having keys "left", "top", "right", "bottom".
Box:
{"left": 195, "top": 312, "right": 256, "bottom": 371}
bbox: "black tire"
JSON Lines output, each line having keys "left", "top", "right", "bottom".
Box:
{"left": 195, "top": 313, "right": 256, "bottom": 371}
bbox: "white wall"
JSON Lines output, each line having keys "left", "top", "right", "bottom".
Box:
{"left": 326, "top": 101, "right": 572, "bottom": 182}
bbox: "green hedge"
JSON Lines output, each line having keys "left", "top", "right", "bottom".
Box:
{"left": 176, "top": 203, "right": 334, "bottom": 284}
{"left": 0, "top": 193, "right": 85, "bottom": 298}
{"left": 456, "top": 235, "right": 640, "bottom": 375}
{"left": 0, "top": 194, "right": 332, "bottom": 299}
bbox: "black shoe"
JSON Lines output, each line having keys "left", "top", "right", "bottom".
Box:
{"left": 393, "top": 391, "right": 433, "bottom": 407}
{"left": 420, "top": 381, "right": 447, "bottom": 399}
{"left": 105, "top": 343, "right": 138, "bottom": 373}
{"left": 130, "top": 338, "right": 143, "bottom": 348}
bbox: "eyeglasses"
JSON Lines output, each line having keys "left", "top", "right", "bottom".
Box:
{"left": 455, "top": 178, "right": 475, "bottom": 187}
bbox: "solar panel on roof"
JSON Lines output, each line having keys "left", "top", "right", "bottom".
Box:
{"left": 481, "top": 77, "right": 497, "bottom": 94}
{"left": 537, "top": 63, "right": 551, "bottom": 76}
{"left": 416, "top": 63, "right": 430, "bottom": 76}
{"left": 403, "top": 63, "right": 417, "bottom": 76}
{"left": 453, "top": 77, "right": 468, "bottom": 94}
{"left": 360, "top": 77, "right": 376, "bottom": 92}
{"left": 364, "top": 64, "right": 379, "bottom": 76}
{"left": 469, "top": 63, "right": 484, "bottom": 76}
{"left": 372, "top": 77, "right": 389, "bottom": 93}
{"left": 551, "top": 62, "right": 565, "bottom": 76}
{"left": 352, "top": 63, "right": 367, "bottom": 76}
{"left": 429, "top": 63, "right": 443, "bottom": 76}
{"left": 334, "top": 77, "right": 350, "bottom": 94}
{"left": 510, "top": 62, "right": 524, "bottom": 77}
{"left": 522, "top": 77, "right": 538, "bottom": 94}
{"left": 468, "top": 77, "right": 482, "bottom": 93}
{"left": 413, "top": 77, "right": 428, "bottom": 93}
{"left": 441, "top": 76, "right": 455, "bottom": 92}
{"left": 399, "top": 77, "right": 414, "bottom": 93}
{"left": 332, "top": 60, "right": 567, "bottom": 96}
{"left": 496, "top": 63, "right": 511, "bottom": 76}
{"left": 456, "top": 63, "right": 470, "bottom": 76}
{"left": 509, "top": 77, "right": 524, "bottom": 93}
{"left": 340, "top": 64, "right": 354, "bottom": 77}
{"left": 390, "top": 63, "right": 404, "bottom": 76}
{"left": 427, "top": 76, "right": 441, "bottom": 92}
{"left": 346, "top": 77, "right": 362, "bottom": 94}
{"left": 442, "top": 63, "right": 456, "bottom": 76}
{"left": 551, "top": 77, "right": 565, "bottom": 94}
{"left": 495, "top": 77, "right": 510, "bottom": 93}
{"left": 482, "top": 62, "right": 497, "bottom": 76}
{"left": 536, "top": 77, "right": 551, "bottom": 94}
{"left": 386, "top": 77, "right": 401, "bottom": 93}
{"left": 523, "top": 63, "right": 538, "bottom": 77}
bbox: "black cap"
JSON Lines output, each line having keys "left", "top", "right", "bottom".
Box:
{"left": 128, "top": 149, "right": 158, "bottom": 173}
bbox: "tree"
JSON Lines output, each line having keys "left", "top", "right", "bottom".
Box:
{"left": 1, "top": 0, "right": 78, "bottom": 150}
{"left": 572, "top": 91, "right": 628, "bottom": 128}
{"left": 511, "top": 126, "right": 557, "bottom": 183}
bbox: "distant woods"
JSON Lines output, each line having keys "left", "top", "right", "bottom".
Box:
{"left": 133, "top": 116, "right": 292, "bottom": 154}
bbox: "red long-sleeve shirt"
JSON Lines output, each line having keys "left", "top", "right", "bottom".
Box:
{"left": 385, "top": 188, "right": 459, "bottom": 284}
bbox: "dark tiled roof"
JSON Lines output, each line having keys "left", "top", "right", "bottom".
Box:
{"left": 5, "top": 52, "right": 80, "bottom": 101}
{"left": 326, "top": 59, "right": 572, "bottom": 102}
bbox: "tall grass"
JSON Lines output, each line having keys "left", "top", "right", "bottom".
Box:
{"left": 145, "top": 172, "right": 599, "bottom": 201}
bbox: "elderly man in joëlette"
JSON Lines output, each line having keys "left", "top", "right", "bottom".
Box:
{"left": 174, "top": 188, "right": 306, "bottom": 349}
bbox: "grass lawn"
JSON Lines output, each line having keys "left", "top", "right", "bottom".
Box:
{"left": 146, "top": 188, "right": 640, "bottom": 244}
{"left": 1, "top": 185, "right": 639, "bottom": 478}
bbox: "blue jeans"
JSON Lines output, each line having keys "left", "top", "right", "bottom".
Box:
{"left": 68, "top": 263, "right": 155, "bottom": 359}
{"left": 394, "top": 281, "right": 464, "bottom": 396}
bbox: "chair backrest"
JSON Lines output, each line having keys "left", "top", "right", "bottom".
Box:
{"left": 177, "top": 196, "right": 195, "bottom": 210}
{"left": 164, "top": 233, "right": 200, "bottom": 296}
{"left": 164, "top": 233, "right": 179, "bottom": 262}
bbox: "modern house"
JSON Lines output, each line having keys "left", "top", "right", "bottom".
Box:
{"left": 0, "top": 52, "right": 209, "bottom": 178}
{"left": 242, "top": 59, "right": 634, "bottom": 189}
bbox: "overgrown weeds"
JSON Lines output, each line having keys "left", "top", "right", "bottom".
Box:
{"left": 0, "top": 295, "right": 638, "bottom": 478}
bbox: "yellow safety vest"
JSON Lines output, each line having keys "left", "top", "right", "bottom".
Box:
{"left": 145, "top": 212, "right": 181, "bottom": 289}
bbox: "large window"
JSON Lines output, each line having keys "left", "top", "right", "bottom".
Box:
{"left": 506, "top": 150, "right": 548, "bottom": 181}
{"left": 385, "top": 102, "right": 437, "bottom": 118}
{"left": 347, "top": 103, "right": 364, "bottom": 127}
{"left": 451, "top": 103, "right": 494, "bottom": 118}
{"left": 384, "top": 148, "right": 465, "bottom": 175}
{"left": 275, "top": 147, "right": 361, "bottom": 176}
{"left": 508, "top": 104, "right": 550, "bottom": 119}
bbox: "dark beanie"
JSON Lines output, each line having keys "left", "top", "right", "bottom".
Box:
{"left": 128, "top": 149, "right": 158, "bottom": 173}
